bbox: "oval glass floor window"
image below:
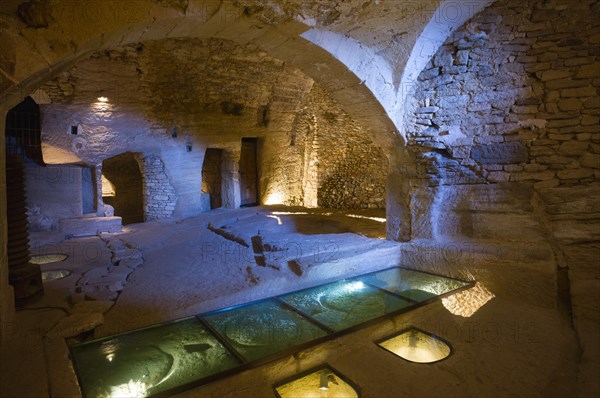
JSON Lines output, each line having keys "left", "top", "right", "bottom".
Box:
{"left": 42, "top": 269, "right": 72, "bottom": 282}
{"left": 273, "top": 365, "right": 360, "bottom": 398}
{"left": 376, "top": 327, "right": 452, "bottom": 364}
{"left": 31, "top": 254, "right": 68, "bottom": 265}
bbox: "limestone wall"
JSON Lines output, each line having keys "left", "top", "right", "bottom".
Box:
{"left": 406, "top": 0, "right": 599, "bottom": 187}
{"left": 137, "top": 154, "right": 177, "bottom": 221}
{"left": 25, "top": 162, "right": 82, "bottom": 231}
{"left": 37, "top": 37, "right": 385, "bottom": 223}
{"left": 261, "top": 84, "right": 388, "bottom": 209}
{"left": 405, "top": 1, "right": 600, "bottom": 393}
{"left": 303, "top": 86, "right": 387, "bottom": 209}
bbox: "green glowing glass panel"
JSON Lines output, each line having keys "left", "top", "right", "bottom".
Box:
{"left": 279, "top": 280, "right": 412, "bottom": 331}
{"left": 70, "top": 317, "right": 241, "bottom": 397}
{"left": 359, "top": 268, "right": 470, "bottom": 303}
{"left": 201, "top": 300, "right": 328, "bottom": 362}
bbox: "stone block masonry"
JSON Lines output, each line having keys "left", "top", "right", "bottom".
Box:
{"left": 406, "top": 1, "right": 600, "bottom": 395}
{"left": 406, "top": 0, "right": 600, "bottom": 189}
{"left": 137, "top": 154, "right": 177, "bottom": 220}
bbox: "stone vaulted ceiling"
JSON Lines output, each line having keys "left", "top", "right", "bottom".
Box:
{"left": 0, "top": 0, "right": 495, "bottom": 152}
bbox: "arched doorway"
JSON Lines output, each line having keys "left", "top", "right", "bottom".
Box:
{"left": 102, "top": 152, "right": 144, "bottom": 225}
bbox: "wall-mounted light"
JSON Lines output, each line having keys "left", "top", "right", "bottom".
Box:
{"left": 97, "top": 96, "right": 109, "bottom": 103}
{"left": 273, "top": 365, "right": 360, "bottom": 398}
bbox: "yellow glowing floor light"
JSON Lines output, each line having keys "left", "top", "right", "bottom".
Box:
{"left": 273, "top": 364, "right": 360, "bottom": 398}
{"left": 376, "top": 327, "right": 452, "bottom": 364}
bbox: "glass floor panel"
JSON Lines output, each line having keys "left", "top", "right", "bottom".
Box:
{"left": 358, "top": 268, "right": 470, "bottom": 303}
{"left": 70, "top": 317, "right": 242, "bottom": 397}
{"left": 279, "top": 280, "right": 413, "bottom": 331}
{"left": 69, "top": 267, "right": 473, "bottom": 397}
{"left": 201, "top": 299, "right": 329, "bottom": 362}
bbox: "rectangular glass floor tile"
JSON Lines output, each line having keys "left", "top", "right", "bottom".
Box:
{"left": 70, "top": 317, "right": 242, "bottom": 397}
{"left": 278, "top": 280, "right": 413, "bottom": 331}
{"left": 201, "top": 299, "right": 329, "bottom": 362}
{"left": 358, "top": 268, "right": 470, "bottom": 302}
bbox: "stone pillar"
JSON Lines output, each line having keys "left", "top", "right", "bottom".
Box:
{"left": 222, "top": 150, "right": 241, "bottom": 209}
{"left": 386, "top": 146, "right": 415, "bottom": 242}
{"left": 0, "top": 108, "right": 16, "bottom": 347}
{"left": 136, "top": 154, "right": 177, "bottom": 220}
{"left": 94, "top": 163, "right": 106, "bottom": 216}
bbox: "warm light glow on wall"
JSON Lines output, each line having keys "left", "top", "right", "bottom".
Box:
{"left": 91, "top": 98, "right": 115, "bottom": 113}
{"left": 377, "top": 327, "right": 452, "bottom": 364}
{"left": 271, "top": 211, "right": 309, "bottom": 215}
{"left": 264, "top": 191, "right": 284, "bottom": 205}
{"left": 274, "top": 365, "right": 360, "bottom": 398}
{"left": 102, "top": 174, "right": 116, "bottom": 197}
{"left": 441, "top": 282, "right": 495, "bottom": 317}
{"left": 346, "top": 214, "right": 387, "bottom": 223}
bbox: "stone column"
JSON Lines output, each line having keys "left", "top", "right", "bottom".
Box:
{"left": 94, "top": 163, "right": 106, "bottom": 216}
{"left": 386, "top": 146, "right": 415, "bottom": 242}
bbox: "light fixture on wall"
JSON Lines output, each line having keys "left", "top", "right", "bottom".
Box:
{"left": 97, "top": 96, "right": 109, "bottom": 103}
{"left": 273, "top": 365, "right": 360, "bottom": 398}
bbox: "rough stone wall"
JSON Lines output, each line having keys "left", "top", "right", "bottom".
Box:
{"left": 25, "top": 162, "right": 83, "bottom": 231}
{"left": 406, "top": 0, "right": 600, "bottom": 188}
{"left": 39, "top": 38, "right": 314, "bottom": 218}
{"left": 38, "top": 37, "right": 380, "bottom": 215}
{"left": 310, "top": 86, "right": 387, "bottom": 209}
{"left": 406, "top": 1, "right": 600, "bottom": 395}
{"left": 267, "top": 85, "right": 388, "bottom": 209}
{"left": 137, "top": 154, "right": 177, "bottom": 220}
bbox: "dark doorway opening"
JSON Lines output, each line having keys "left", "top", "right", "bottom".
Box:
{"left": 240, "top": 138, "right": 258, "bottom": 207}
{"left": 202, "top": 148, "right": 223, "bottom": 209}
{"left": 5, "top": 96, "right": 44, "bottom": 164}
{"left": 102, "top": 152, "right": 144, "bottom": 224}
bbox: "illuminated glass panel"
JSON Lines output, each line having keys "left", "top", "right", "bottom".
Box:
{"left": 274, "top": 365, "right": 360, "bottom": 398}
{"left": 202, "top": 300, "right": 328, "bottom": 362}
{"left": 359, "top": 268, "right": 469, "bottom": 303}
{"left": 377, "top": 327, "right": 452, "bottom": 364}
{"left": 70, "top": 317, "right": 241, "bottom": 397}
{"left": 279, "top": 280, "right": 412, "bottom": 331}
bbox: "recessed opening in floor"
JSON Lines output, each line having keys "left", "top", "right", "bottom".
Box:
{"left": 377, "top": 327, "right": 452, "bottom": 364}
{"left": 30, "top": 254, "right": 68, "bottom": 265}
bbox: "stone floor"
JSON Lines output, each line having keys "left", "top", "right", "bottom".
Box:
{"left": 0, "top": 206, "right": 592, "bottom": 397}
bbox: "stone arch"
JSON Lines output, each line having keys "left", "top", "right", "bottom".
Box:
{"left": 0, "top": 1, "right": 503, "bottom": 248}
{"left": 1, "top": 5, "right": 396, "bottom": 150}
